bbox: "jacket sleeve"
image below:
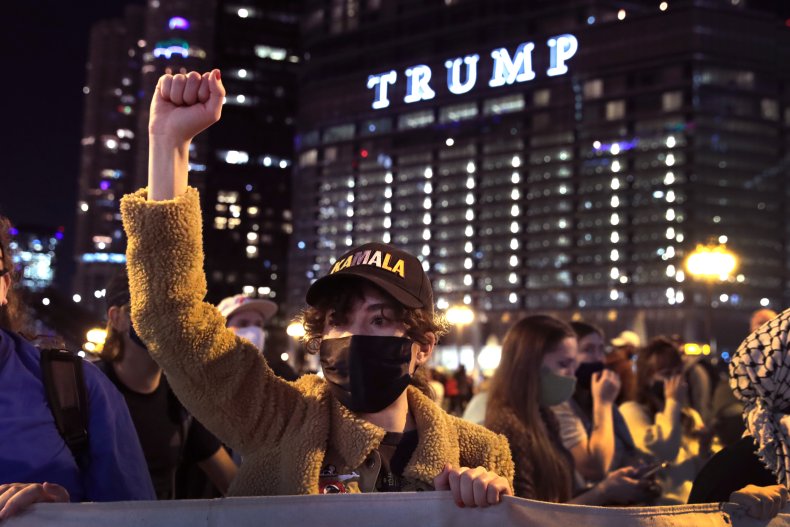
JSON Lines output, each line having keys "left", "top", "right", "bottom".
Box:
{"left": 619, "top": 400, "right": 682, "bottom": 462}
{"left": 456, "top": 417, "right": 515, "bottom": 490}
{"left": 81, "top": 361, "right": 156, "bottom": 501}
{"left": 120, "top": 187, "right": 308, "bottom": 455}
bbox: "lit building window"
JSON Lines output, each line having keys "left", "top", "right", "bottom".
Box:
{"left": 533, "top": 89, "right": 550, "bottom": 107}
{"left": 397, "top": 110, "right": 435, "bottom": 130}
{"left": 218, "top": 191, "right": 239, "bottom": 204}
{"left": 439, "top": 102, "right": 478, "bottom": 123}
{"left": 583, "top": 79, "right": 603, "bottom": 99}
{"left": 483, "top": 94, "right": 524, "bottom": 115}
{"left": 606, "top": 100, "right": 626, "bottom": 120}
{"left": 254, "top": 44, "right": 287, "bottom": 61}
{"left": 663, "top": 91, "right": 683, "bottom": 112}
{"left": 221, "top": 150, "right": 249, "bottom": 164}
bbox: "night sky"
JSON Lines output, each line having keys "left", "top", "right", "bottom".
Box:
{"left": 2, "top": 1, "right": 143, "bottom": 291}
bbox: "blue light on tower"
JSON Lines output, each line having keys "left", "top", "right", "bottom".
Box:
{"left": 153, "top": 39, "right": 189, "bottom": 59}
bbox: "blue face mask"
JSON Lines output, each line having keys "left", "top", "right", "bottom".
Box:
{"left": 539, "top": 367, "right": 577, "bottom": 407}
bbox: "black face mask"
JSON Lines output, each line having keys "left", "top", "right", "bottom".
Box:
{"left": 129, "top": 323, "right": 148, "bottom": 351}
{"left": 575, "top": 361, "right": 606, "bottom": 391}
{"left": 319, "top": 335, "right": 413, "bottom": 414}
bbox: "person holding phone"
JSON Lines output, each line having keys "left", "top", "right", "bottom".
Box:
{"left": 551, "top": 321, "right": 646, "bottom": 488}
{"left": 620, "top": 337, "right": 713, "bottom": 504}
{"left": 485, "top": 315, "right": 655, "bottom": 504}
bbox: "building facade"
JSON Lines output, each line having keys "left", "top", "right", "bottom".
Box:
{"left": 9, "top": 225, "right": 63, "bottom": 292}
{"left": 73, "top": 5, "right": 145, "bottom": 313}
{"left": 289, "top": 0, "right": 790, "bottom": 353}
{"left": 74, "top": 0, "right": 299, "bottom": 322}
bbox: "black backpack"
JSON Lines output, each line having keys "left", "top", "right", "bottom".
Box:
{"left": 39, "top": 348, "right": 90, "bottom": 467}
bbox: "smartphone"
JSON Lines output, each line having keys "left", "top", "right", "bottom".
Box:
{"left": 636, "top": 461, "right": 668, "bottom": 479}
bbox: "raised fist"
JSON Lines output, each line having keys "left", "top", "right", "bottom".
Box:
{"left": 149, "top": 69, "right": 226, "bottom": 147}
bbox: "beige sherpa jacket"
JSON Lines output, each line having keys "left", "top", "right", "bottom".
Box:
{"left": 120, "top": 187, "right": 514, "bottom": 497}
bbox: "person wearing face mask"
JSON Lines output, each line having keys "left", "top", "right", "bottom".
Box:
{"left": 550, "top": 322, "right": 644, "bottom": 489}
{"left": 119, "top": 68, "right": 514, "bottom": 507}
{"left": 485, "top": 315, "right": 653, "bottom": 505}
{"left": 99, "top": 268, "right": 238, "bottom": 500}
{"left": 619, "top": 337, "right": 714, "bottom": 504}
{"left": 217, "top": 294, "right": 298, "bottom": 382}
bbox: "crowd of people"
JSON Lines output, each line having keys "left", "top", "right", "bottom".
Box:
{"left": 1, "top": 69, "right": 789, "bottom": 522}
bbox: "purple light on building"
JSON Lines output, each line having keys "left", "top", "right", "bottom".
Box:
{"left": 100, "top": 181, "right": 110, "bottom": 191}
{"left": 168, "top": 17, "right": 190, "bottom": 30}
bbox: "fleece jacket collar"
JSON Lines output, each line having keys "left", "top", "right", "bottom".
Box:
{"left": 327, "top": 385, "right": 457, "bottom": 485}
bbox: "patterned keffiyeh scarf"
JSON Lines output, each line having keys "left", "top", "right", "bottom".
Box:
{"left": 730, "top": 308, "right": 790, "bottom": 487}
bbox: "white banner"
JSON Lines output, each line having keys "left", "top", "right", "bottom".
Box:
{"left": 5, "top": 492, "right": 790, "bottom": 527}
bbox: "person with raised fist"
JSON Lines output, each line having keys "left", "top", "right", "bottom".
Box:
{"left": 120, "top": 70, "right": 514, "bottom": 507}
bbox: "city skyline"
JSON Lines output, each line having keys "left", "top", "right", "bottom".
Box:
{"left": 5, "top": 0, "right": 790, "bottom": 357}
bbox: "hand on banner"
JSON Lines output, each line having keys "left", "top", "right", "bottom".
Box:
{"left": 0, "top": 482, "right": 69, "bottom": 520}
{"left": 433, "top": 464, "right": 512, "bottom": 508}
{"left": 730, "top": 484, "right": 789, "bottom": 521}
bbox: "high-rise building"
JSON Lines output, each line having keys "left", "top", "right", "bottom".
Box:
{"left": 202, "top": 1, "right": 299, "bottom": 308}
{"left": 9, "top": 225, "right": 63, "bottom": 292}
{"left": 74, "top": 0, "right": 299, "bottom": 322}
{"left": 289, "top": 0, "right": 790, "bottom": 356}
{"left": 73, "top": 5, "right": 145, "bottom": 314}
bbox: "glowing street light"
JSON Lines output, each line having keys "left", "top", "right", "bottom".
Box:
{"left": 446, "top": 305, "right": 474, "bottom": 326}
{"left": 684, "top": 241, "right": 739, "bottom": 350}
{"left": 86, "top": 328, "right": 107, "bottom": 345}
{"left": 685, "top": 243, "right": 738, "bottom": 282}
{"left": 446, "top": 305, "right": 475, "bottom": 370}
{"left": 286, "top": 321, "right": 306, "bottom": 338}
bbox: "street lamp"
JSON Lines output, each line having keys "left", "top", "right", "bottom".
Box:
{"left": 684, "top": 241, "right": 739, "bottom": 349}
{"left": 286, "top": 320, "right": 308, "bottom": 373}
{"left": 446, "top": 305, "right": 475, "bottom": 370}
{"left": 286, "top": 321, "right": 306, "bottom": 338}
{"left": 446, "top": 305, "right": 474, "bottom": 326}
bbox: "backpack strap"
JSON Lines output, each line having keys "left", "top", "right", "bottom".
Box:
{"left": 40, "top": 348, "right": 90, "bottom": 466}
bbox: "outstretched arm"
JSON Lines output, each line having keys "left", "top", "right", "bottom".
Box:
{"left": 123, "top": 70, "right": 309, "bottom": 456}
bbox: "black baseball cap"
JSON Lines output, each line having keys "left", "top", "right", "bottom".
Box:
{"left": 305, "top": 242, "right": 433, "bottom": 311}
